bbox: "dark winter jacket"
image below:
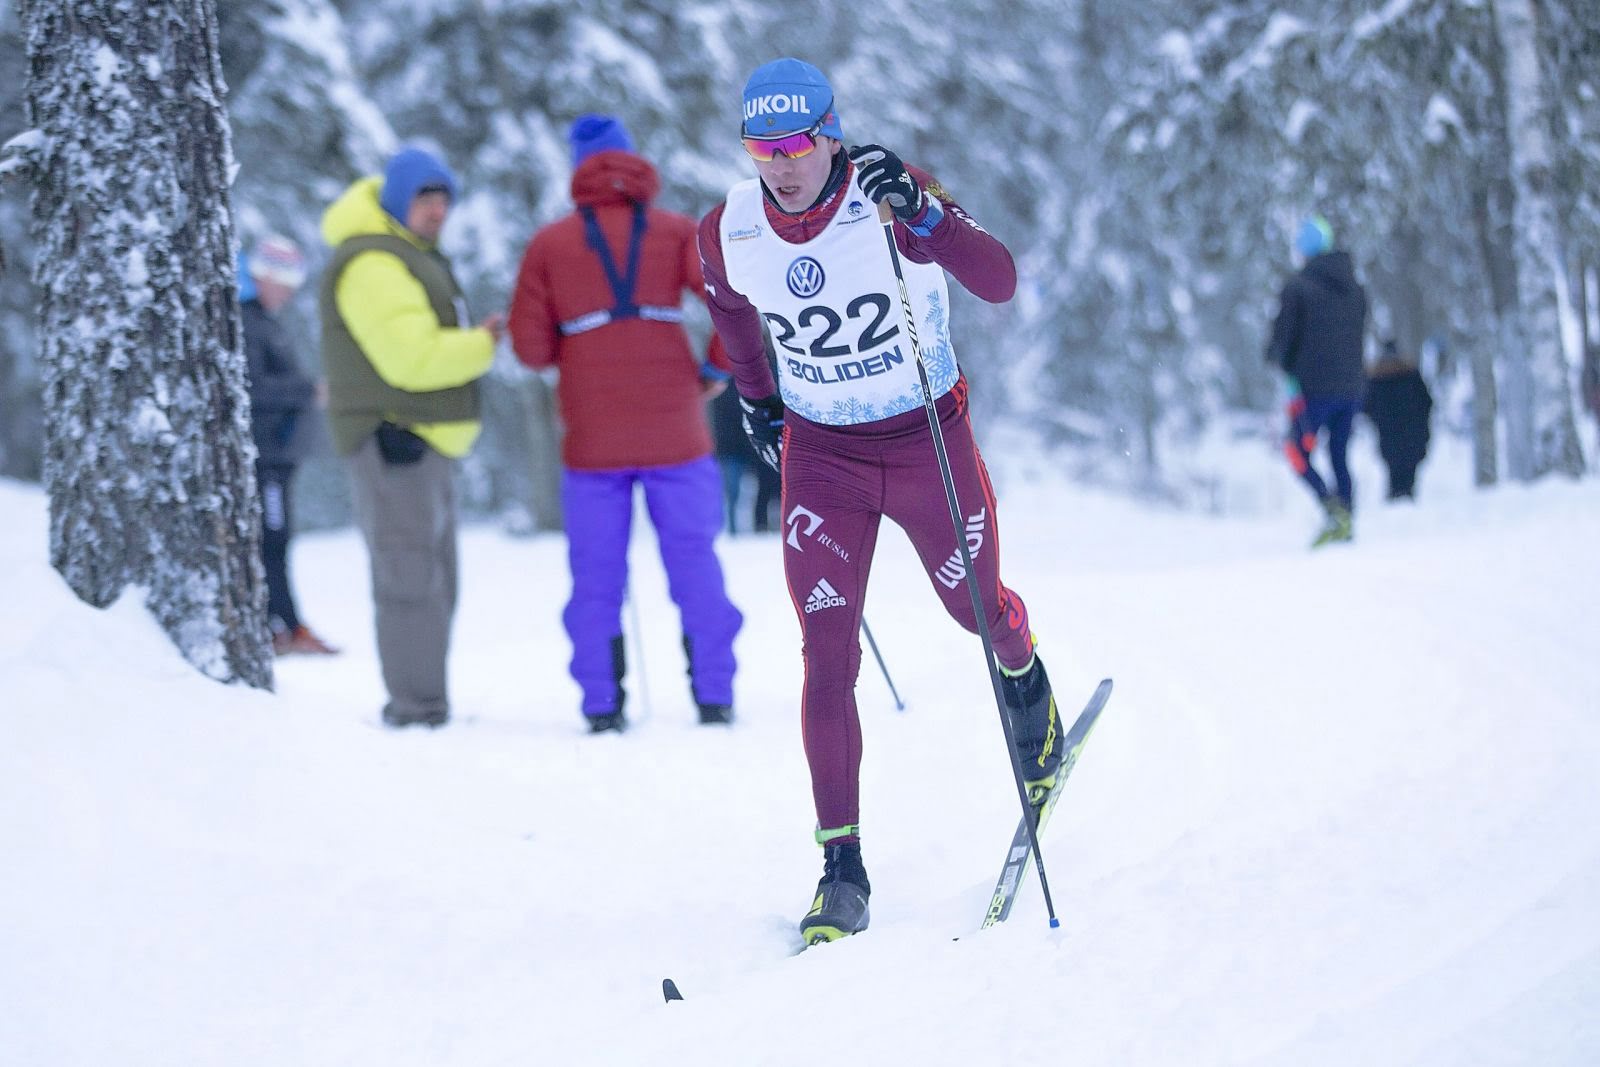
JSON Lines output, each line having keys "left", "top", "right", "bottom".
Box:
{"left": 242, "top": 297, "right": 317, "bottom": 466}
{"left": 1364, "top": 359, "right": 1433, "bottom": 470}
{"left": 1266, "top": 251, "right": 1369, "bottom": 400}
{"left": 709, "top": 379, "right": 752, "bottom": 461}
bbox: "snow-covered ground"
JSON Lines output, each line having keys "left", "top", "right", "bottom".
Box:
{"left": 4, "top": 433, "right": 1598, "bottom": 1066}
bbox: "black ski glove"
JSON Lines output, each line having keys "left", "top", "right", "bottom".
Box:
{"left": 739, "top": 393, "right": 785, "bottom": 472}
{"left": 848, "top": 144, "right": 924, "bottom": 223}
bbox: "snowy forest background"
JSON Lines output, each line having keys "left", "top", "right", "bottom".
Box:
{"left": 4, "top": 0, "right": 1599, "bottom": 519}
{"left": 1, "top": 1, "right": 1598, "bottom": 603}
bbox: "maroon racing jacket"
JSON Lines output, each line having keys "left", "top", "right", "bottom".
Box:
{"left": 511, "top": 150, "right": 731, "bottom": 470}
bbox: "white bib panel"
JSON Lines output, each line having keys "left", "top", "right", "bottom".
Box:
{"left": 719, "top": 177, "right": 957, "bottom": 425}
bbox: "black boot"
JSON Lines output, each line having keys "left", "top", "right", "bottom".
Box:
{"left": 1000, "top": 654, "right": 1061, "bottom": 801}
{"left": 584, "top": 636, "right": 629, "bottom": 734}
{"left": 800, "top": 841, "right": 871, "bottom": 946}
{"left": 382, "top": 703, "right": 449, "bottom": 729}
{"left": 585, "top": 709, "right": 627, "bottom": 733}
{"left": 697, "top": 703, "right": 734, "bottom": 725}
{"left": 683, "top": 634, "right": 735, "bottom": 725}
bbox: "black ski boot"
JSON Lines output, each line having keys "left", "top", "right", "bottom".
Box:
{"left": 1001, "top": 654, "right": 1062, "bottom": 804}
{"left": 584, "top": 637, "right": 629, "bottom": 734}
{"left": 696, "top": 703, "right": 734, "bottom": 725}
{"left": 684, "top": 634, "right": 735, "bottom": 725}
{"left": 585, "top": 709, "right": 627, "bottom": 733}
{"left": 800, "top": 841, "right": 871, "bottom": 947}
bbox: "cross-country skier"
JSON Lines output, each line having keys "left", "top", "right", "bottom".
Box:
{"left": 697, "top": 57, "right": 1065, "bottom": 945}
{"left": 1267, "top": 215, "right": 1369, "bottom": 547}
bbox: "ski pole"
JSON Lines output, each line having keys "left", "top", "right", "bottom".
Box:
{"left": 859, "top": 616, "right": 906, "bottom": 711}
{"left": 876, "top": 200, "right": 1060, "bottom": 928}
{"left": 624, "top": 580, "right": 653, "bottom": 724}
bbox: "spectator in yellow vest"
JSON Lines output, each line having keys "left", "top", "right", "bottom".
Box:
{"left": 319, "top": 146, "right": 506, "bottom": 728}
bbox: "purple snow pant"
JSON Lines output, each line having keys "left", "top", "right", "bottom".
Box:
{"left": 561, "top": 456, "right": 742, "bottom": 715}
{"left": 780, "top": 380, "right": 1034, "bottom": 836}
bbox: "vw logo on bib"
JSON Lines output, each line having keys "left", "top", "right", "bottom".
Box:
{"left": 786, "top": 256, "right": 826, "bottom": 299}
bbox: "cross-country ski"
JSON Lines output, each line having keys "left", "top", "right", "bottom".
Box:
{"left": 981, "top": 678, "right": 1114, "bottom": 930}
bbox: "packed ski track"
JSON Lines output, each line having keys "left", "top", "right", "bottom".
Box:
{"left": 4, "top": 436, "right": 1599, "bottom": 1066}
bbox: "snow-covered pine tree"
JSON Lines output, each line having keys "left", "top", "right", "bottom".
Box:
{"left": 1541, "top": 0, "right": 1600, "bottom": 455}
{"left": 1491, "top": 0, "right": 1586, "bottom": 479}
{"left": 22, "top": 0, "right": 272, "bottom": 687}
{"left": 0, "top": 5, "right": 40, "bottom": 482}
{"left": 216, "top": 0, "right": 399, "bottom": 532}
{"left": 3, "top": 1, "right": 1597, "bottom": 510}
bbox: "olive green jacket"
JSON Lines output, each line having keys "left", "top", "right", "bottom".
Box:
{"left": 319, "top": 176, "right": 494, "bottom": 458}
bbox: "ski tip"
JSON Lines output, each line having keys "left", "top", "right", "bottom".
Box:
{"left": 662, "top": 978, "right": 684, "bottom": 1003}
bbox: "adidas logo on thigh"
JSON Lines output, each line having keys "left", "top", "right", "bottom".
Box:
{"left": 804, "top": 578, "right": 847, "bottom": 614}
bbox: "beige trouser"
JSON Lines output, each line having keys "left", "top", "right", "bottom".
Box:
{"left": 345, "top": 435, "right": 458, "bottom": 719}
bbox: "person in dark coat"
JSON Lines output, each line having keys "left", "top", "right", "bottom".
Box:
{"left": 709, "top": 357, "right": 780, "bottom": 534}
{"left": 1267, "top": 215, "right": 1369, "bottom": 547}
{"left": 241, "top": 234, "right": 338, "bottom": 655}
{"left": 1364, "top": 341, "right": 1433, "bottom": 500}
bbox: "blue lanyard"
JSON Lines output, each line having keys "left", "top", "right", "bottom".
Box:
{"left": 581, "top": 203, "right": 647, "bottom": 320}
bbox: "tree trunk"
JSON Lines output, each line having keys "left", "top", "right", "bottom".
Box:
{"left": 1490, "top": 0, "right": 1586, "bottom": 479}
{"left": 1579, "top": 259, "right": 1600, "bottom": 451}
{"left": 1383, "top": 215, "right": 1430, "bottom": 363}
{"left": 24, "top": 0, "right": 272, "bottom": 687}
{"left": 1470, "top": 176, "right": 1510, "bottom": 488}
{"left": 524, "top": 375, "right": 565, "bottom": 531}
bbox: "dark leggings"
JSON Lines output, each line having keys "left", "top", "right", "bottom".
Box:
{"left": 257, "top": 462, "right": 300, "bottom": 632}
{"left": 1285, "top": 397, "right": 1359, "bottom": 509}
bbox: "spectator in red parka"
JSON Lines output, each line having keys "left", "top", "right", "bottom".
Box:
{"left": 509, "top": 114, "right": 743, "bottom": 734}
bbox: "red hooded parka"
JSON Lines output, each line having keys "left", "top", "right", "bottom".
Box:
{"left": 509, "top": 150, "right": 730, "bottom": 470}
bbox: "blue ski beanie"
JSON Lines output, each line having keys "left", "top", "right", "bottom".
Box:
{"left": 741, "top": 58, "right": 843, "bottom": 140}
{"left": 379, "top": 147, "right": 458, "bottom": 224}
{"left": 1296, "top": 215, "right": 1334, "bottom": 258}
{"left": 570, "top": 114, "right": 634, "bottom": 167}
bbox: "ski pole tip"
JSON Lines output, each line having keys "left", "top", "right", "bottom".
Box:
{"left": 1048, "top": 917, "right": 1061, "bottom": 929}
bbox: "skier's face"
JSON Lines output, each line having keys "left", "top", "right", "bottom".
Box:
{"left": 405, "top": 189, "right": 451, "bottom": 244}
{"left": 753, "top": 136, "right": 840, "bottom": 213}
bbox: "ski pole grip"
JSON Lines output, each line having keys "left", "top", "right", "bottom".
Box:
{"left": 877, "top": 199, "right": 894, "bottom": 225}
